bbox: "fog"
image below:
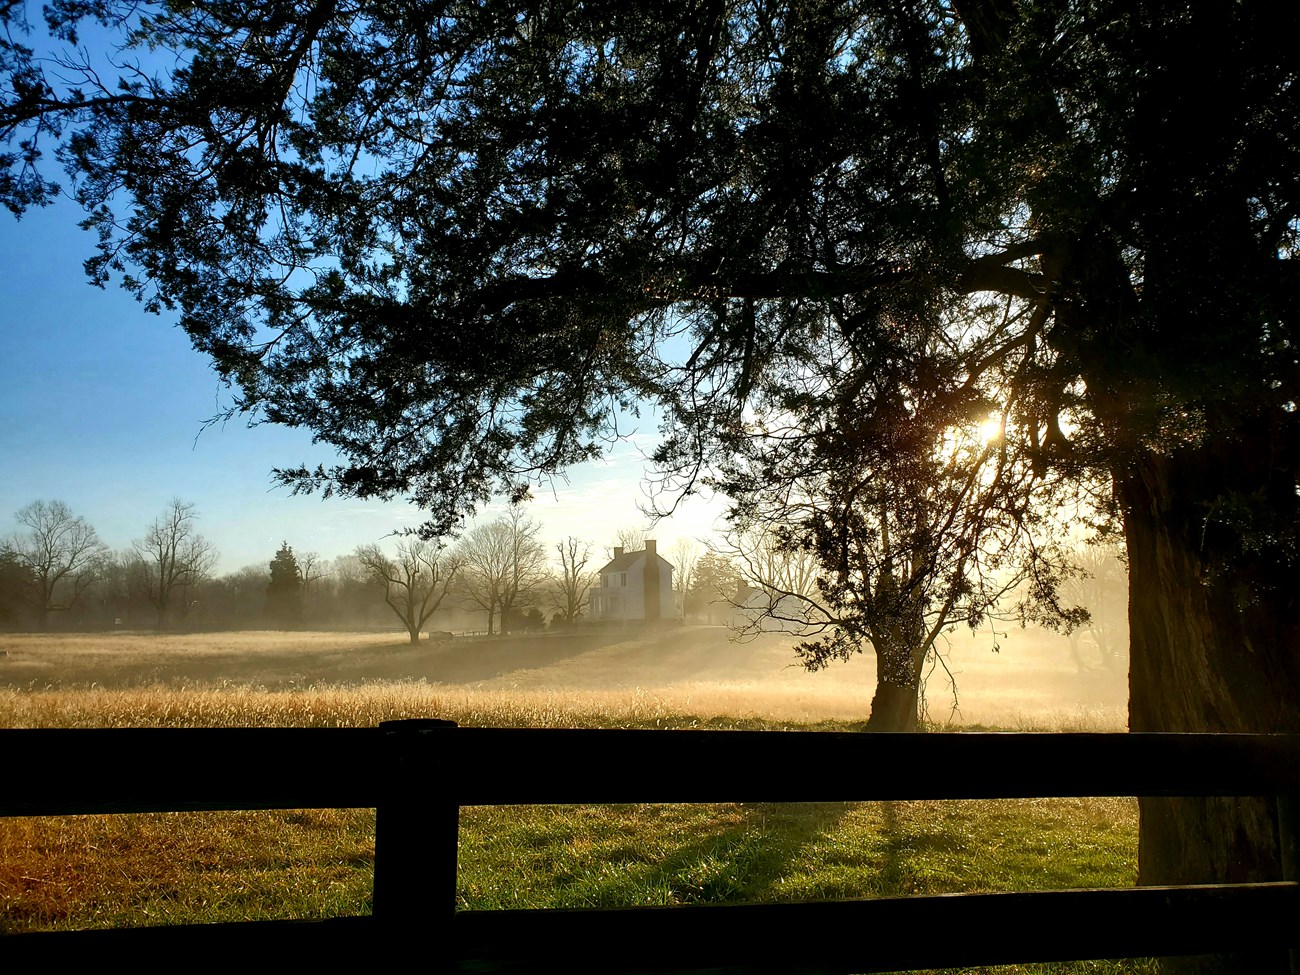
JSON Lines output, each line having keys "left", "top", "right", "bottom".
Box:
{"left": 0, "top": 621, "right": 1127, "bottom": 730}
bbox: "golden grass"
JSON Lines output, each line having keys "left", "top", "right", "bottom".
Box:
{"left": 0, "top": 629, "right": 404, "bottom": 659}
{"left": 0, "top": 626, "right": 1128, "bottom": 731}
{"left": 0, "top": 681, "right": 871, "bottom": 730}
{"left": 0, "top": 680, "right": 1128, "bottom": 732}
{"left": 1, "top": 808, "right": 376, "bottom": 932}
{"left": 0, "top": 629, "right": 1142, "bottom": 972}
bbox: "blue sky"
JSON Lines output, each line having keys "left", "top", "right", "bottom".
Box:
{"left": 0, "top": 200, "right": 725, "bottom": 574}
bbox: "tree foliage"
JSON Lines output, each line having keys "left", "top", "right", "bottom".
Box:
{"left": 0, "top": 550, "right": 36, "bottom": 628}
{"left": 265, "top": 540, "right": 303, "bottom": 625}
{"left": 718, "top": 321, "right": 1084, "bottom": 729}
{"left": 688, "top": 551, "right": 741, "bottom": 624}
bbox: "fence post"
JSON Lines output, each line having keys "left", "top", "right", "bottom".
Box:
{"left": 374, "top": 719, "right": 460, "bottom": 960}
{"left": 1278, "top": 793, "right": 1299, "bottom": 975}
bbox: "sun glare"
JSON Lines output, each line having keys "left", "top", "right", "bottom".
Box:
{"left": 979, "top": 416, "right": 1003, "bottom": 443}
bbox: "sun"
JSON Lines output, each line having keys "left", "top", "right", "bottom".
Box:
{"left": 978, "top": 416, "right": 1003, "bottom": 443}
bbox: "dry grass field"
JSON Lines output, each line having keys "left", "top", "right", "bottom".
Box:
{"left": 0, "top": 623, "right": 1127, "bottom": 730}
{"left": 0, "top": 625, "right": 1141, "bottom": 972}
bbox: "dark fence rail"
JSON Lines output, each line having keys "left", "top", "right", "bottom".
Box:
{"left": 3, "top": 725, "right": 1299, "bottom": 972}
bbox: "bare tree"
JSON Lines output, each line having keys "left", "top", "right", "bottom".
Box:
{"left": 457, "top": 508, "right": 549, "bottom": 634}
{"left": 727, "top": 527, "right": 821, "bottom": 607}
{"left": 668, "top": 538, "right": 702, "bottom": 620}
{"left": 297, "top": 550, "right": 325, "bottom": 621}
{"left": 299, "top": 551, "right": 324, "bottom": 593}
{"left": 356, "top": 539, "right": 461, "bottom": 643}
{"left": 1058, "top": 543, "right": 1129, "bottom": 672}
{"left": 3, "top": 500, "right": 108, "bottom": 628}
{"left": 550, "top": 536, "right": 595, "bottom": 625}
{"left": 131, "top": 499, "right": 218, "bottom": 628}
{"left": 611, "top": 525, "right": 648, "bottom": 557}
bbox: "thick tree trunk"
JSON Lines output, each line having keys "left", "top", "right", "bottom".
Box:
{"left": 1119, "top": 437, "right": 1300, "bottom": 973}
{"left": 866, "top": 678, "right": 920, "bottom": 732}
{"left": 866, "top": 641, "right": 926, "bottom": 732}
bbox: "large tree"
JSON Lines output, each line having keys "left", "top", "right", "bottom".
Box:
{"left": 717, "top": 312, "right": 1082, "bottom": 731}
{"left": 2, "top": 500, "right": 108, "bottom": 629}
{"left": 456, "top": 509, "right": 548, "bottom": 635}
{"left": 2, "top": 0, "right": 1298, "bottom": 955}
{"left": 132, "top": 499, "right": 218, "bottom": 627}
{"left": 356, "top": 539, "right": 460, "bottom": 643}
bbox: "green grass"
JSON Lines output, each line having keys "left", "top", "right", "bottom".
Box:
{"left": 457, "top": 798, "right": 1137, "bottom": 909}
{"left": 0, "top": 670, "right": 1146, "bottom": 971}
{"left": 2, "top": 797, "right": 1150, "bottom": 973}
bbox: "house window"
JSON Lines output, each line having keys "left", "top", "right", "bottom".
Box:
{"left": 620, "top": 572, "right": 627, "bottom": 587}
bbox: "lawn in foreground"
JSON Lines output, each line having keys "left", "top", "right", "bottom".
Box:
{"left": 2, "top": 797, "right": 1146, "bottom": 974}
{"left": 0, "top": 668, "right": 1142, "bottom": 971}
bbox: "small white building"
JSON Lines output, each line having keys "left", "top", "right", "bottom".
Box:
{"left": 588, "top": 540, "right": 676, "bottom": 622}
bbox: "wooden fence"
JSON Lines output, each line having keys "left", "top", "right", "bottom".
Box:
{"left": 3, "top": 722, "right": 1299, "bottom": 972}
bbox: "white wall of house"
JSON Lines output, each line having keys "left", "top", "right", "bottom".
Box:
{"left": 590, "top": 563, "right": 645, "bottom": 619}
{"left": 588, "top": 542, "right": 675, "bottom": 621}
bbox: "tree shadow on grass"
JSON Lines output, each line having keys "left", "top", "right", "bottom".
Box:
{"left": 458, "top": 802, "right": 857, "bottom": 911}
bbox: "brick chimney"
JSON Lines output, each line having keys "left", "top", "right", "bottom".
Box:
{"left": 643, "top": 539, "right": 660, "bottom": 622}
{"left": 614, "top": 546, "right": 624, "bottom": 559}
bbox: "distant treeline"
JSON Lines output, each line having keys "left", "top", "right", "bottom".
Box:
{"left": 0, "top": 499, "right": 746, "bottom": 635}
{"left": 0, "top": 547, "right": 436, "bottom": 632}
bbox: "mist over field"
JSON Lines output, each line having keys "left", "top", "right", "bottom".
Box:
{"left": 0, "top": 623, "right": 1126, "bottom": 730}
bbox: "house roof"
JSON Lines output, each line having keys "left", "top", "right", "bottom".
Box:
{"left": 597, "top": 549, "right": 673, "bottom": 574}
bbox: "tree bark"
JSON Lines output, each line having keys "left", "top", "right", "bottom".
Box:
{"left": 866, "top": 641, "right": 925, "bottom": 732}
{"left": 1119, "top": 434, "right": 1300, "bottom": 973}
{"left": 866, "top": 678, "right": 920, "bottom": 732}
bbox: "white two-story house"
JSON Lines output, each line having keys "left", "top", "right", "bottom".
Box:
{"left": 588, "top": 540, "right": 676, "bottom": 622}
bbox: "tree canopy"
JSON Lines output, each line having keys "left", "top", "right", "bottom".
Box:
{"left": 4, "top": 0, "right": 1299, "bottom": 935}
{"left": 2, "top": 2, "right": 1293, "bottom": 528}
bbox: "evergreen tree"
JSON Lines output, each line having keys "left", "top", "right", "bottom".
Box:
{"left": 266, "top": 541, "right": 303, "bottom": 626}
{"left": 688, "top": 553, "right": 741, "bottom": 625}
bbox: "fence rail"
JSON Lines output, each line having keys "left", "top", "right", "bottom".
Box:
{"left": 4, "top": 724, "right": 1299, "bottom": 972}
